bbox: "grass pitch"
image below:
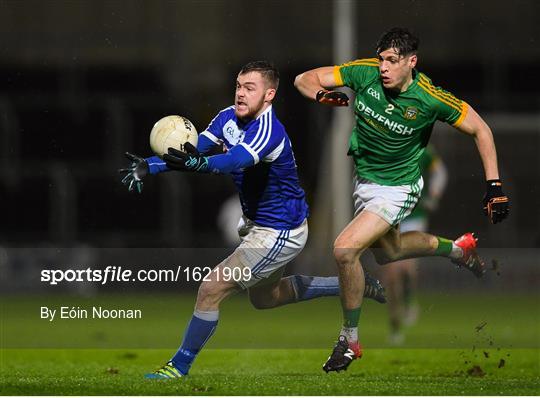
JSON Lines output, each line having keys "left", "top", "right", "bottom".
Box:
{"left": 1, "top": 292, "right": 539, "bottom": 395}
{"left": 2, "top": 348, "right": 538, "bottom": 395}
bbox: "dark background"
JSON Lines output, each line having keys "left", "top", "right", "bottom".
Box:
{"left": 1, "top": 0, "right": 539, "bottom": 254}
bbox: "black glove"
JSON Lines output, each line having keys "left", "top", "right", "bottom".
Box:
{"left": 483, "top": 179, "right": 509, "bottom": 224}
{"left": 183, "top": 141, "right": 226, "bottom": 156}
{"left": 163, "top": 145, "right": 209, "bottom": 173}
{"left": 119, "top": 152, "right": 148, "bottom": 193}
{"left": 182, "top": 141, "right": 200, "bottom": 155}
{"left": 316, "top": 89, "right": 349, "bottom": 106}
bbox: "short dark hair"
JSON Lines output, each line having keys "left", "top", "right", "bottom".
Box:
{"left": 376, "top": 27, "right": 419, "bottom": 56}
{"left": 239, "top": 61, "right": 280, "bottom": 89}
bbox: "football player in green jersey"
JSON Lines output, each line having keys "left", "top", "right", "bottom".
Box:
{"left": 294, "top": 27, "right": 510, "bottom": 372}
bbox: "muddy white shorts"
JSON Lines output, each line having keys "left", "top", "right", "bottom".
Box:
{"left": 221, "top": 216, "right": 308, "bottom": 289}
{"left": 353, "top": 175, "right": 423, "bottom": 226}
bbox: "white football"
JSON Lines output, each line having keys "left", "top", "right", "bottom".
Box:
{"left": 149, "top": 115, "right": 198, "bottom": 157}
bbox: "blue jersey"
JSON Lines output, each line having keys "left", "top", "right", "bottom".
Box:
{"left": 146, "top": 105, "right": 309, "bottom": 230}
{"left": 199, "top": 105, "right": 308, "bottom": 230}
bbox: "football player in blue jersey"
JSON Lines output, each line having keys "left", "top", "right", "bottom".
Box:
{"left": 120, "top": 61, "right": 385, "bottom": 379}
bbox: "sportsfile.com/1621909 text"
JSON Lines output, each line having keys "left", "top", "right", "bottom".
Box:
{"left": 40, "top": 266, "right": 251, "bottom": 285}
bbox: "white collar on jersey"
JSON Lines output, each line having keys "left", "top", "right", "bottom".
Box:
{"left": 256, "top": 104, "right": 273, "bottom": 119}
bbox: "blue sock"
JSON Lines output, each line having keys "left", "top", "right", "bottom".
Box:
{"left": 171, "top": 310, "right": 219, "bottom": 375}
{"left": 287, "top": 275, "right": 340, "bottom": 301}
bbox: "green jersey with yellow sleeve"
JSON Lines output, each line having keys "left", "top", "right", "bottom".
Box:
{"left": 334, "top": 58, "right": 467, "bottom": 186}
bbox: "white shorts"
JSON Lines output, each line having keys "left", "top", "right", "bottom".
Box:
{"left": 222, "top": 216, "right": 308, "bottom": 289}
{"left": 353, "top": 175, "right": 423, "bottom": 226}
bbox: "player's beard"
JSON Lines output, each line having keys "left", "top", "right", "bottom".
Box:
{"left": 235, "top": 94, "right": 266, "bottom": 122}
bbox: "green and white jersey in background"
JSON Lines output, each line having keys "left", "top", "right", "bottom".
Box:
{"left": 408, "top": 145, "right": 436, "bottom": 220}
{"left": 335, "top": 58, "right": 467, "bottom": 186}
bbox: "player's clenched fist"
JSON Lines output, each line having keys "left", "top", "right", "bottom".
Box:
{"left": 316, "top": 89, "right": 349, "bottom": 106}
{"left": 483, "top": 179, "right": 509, "bottom": 224}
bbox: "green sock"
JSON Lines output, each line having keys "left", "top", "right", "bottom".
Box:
{"left": 434, "top": 236, "right": 453, "bottom": 256}
{"left": 343, "top": 307, "right": 361, "bottom": 328}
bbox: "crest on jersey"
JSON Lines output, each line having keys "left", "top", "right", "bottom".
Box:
{"left": 223, "top": 120, "right": 245, "bottom": 145}
{"left": 404, "top": 106, "right": 418, "bottom": 120}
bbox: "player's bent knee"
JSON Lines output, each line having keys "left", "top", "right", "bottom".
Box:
{"left": 248, "top": 288, "right": 280, "bottom": 310}
{"left": 249, "top": 296, "right": 276, "bottom": 310}
{"left": 333, "top": 246, "right": 362, "bottom": 267}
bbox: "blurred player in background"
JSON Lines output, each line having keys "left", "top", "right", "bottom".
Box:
{"left": 120, "top": 61, "right": 385, "bottom": 379}
{"left": 295, "top": 27, "right": 510, "bottom": 372}
{"left": 384, "top": 146, "right": 447, "bottom": 345}
{"left": 217, "top": 194, "right": 243, "bottom": 246}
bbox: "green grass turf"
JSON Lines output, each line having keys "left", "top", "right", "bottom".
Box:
{"left": 1, "top": 292, "right": 539, "bottom": 394}
{"left": 1, "top": 348, "right": 539, "bottom": 395}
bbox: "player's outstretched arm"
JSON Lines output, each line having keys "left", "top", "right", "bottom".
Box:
{"left": 164, "top": 142, "right": 255, "bottom": 175}
{"left": 455, "top": 105, "right": 510, "bottom": 224}
{"left": 294, "top": 66, "right": 349, "bottom": 106}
